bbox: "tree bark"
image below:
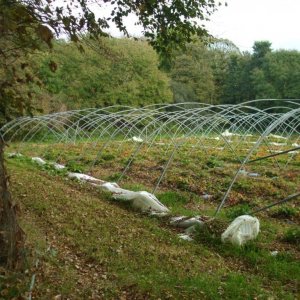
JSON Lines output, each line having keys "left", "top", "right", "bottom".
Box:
{"left": 0, "top": 135, "right": 25, "bottom": 269}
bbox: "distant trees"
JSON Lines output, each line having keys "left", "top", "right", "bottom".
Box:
{"left": 34, "top": 38, "right": 172, "bottom": 111}
{"left": 24, "top": 38, "right": 300, "bottom": 113}
{"left": 219, "top": 41, "right": 300, "bottom": 105}
{"left": 168, "top": 39, "right": 300, "bottom": 106}
{"left": 170, "top": 41, "right": 216, "bottom": 103}
{"left": 262, "top": 50, "right": 300, "bottom": 99}
{"left": 4, "top": 36, "right": 299, "bottom": 116}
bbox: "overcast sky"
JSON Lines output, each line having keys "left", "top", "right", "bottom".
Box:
{"left": 94, "top": 0, "right": 300, "bottom": 53}
{"left": 207, "top": 0, "right": 300, "bottom": 52}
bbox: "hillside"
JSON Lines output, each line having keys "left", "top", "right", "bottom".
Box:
{"left": 4, "top": 156, "right": 299, "bottom": 299}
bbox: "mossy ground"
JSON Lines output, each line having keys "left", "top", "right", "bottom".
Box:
{"left": 1, "top": 138, "right": 299, "bottom": 299}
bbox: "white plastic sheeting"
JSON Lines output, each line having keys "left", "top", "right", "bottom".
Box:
{"left": 98, "top": 182, "right": 122, "bottom": 192}
{"left": 170, "top": 216, "right": 205, "bottom": 241}
{"left": 238, "top": 169, "right": 248, "bottom": 176}
{"left": 28, "top": 156, "right": 170, "bottom": 215}
{"left": 221, "top": 130, "right": 238, "bottom": 137}
{"left": 92, "top": 181, "right": 170, "bottom": 214}
{"left": 31, "top": 157, "right": 65, "bottom": 170}
{"left": 132, "top": 136, "right": 143, "bottom": 143}
{"left": 221, "top": 215, "right": 260, "bottom": 246}
{"left": 238, "top": 169, "right": 260, "bottom": 177}
{"left": 68, "top": 172, "right": 105, "bottom": 184}
{"left": 178, "top": 234, "right": 193, "bottom": 241}
{"left": 170, "top": 216, "right": 204, "bottom": 229}
{"left": 201, "top": 194, "right": 212, "bottom": 200}
{"left": 207, "top": 136, "right": 220, "bottom": 141}
{"left": 268, "top": 134, "right": 287, "bottom": 140}
{"left": 270, "top": 250, "right": 279, "bottom": 256}
{"left": 32, "top": 157, "right": 46, "bottom": 166}
{"left": 247, "top": 172, "right": 260, "bottom": 177}
{"left": 7, "top": 152, "right": 23, "bottom": 158}
{"left": 149, "top": 211, "right": 170, "bottom": 217}
{"left": 114, "top": 190, "right": 170, "bottom": 213}
{"left": 51, "top": 162, "right": 66, "bottom": 170}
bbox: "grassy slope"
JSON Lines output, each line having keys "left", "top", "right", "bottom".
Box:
{"left": 2, "top": 158, "right": 299, "bottom": 299}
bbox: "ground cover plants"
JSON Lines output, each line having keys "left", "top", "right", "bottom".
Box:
{"left": 1, "top": 100, "right": 299, "bottom": 298}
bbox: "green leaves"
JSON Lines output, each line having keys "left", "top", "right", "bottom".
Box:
{"left": 35, "top": 38, "right": 172, "bottom": 111}
{"left": 169, "top": 40, "right": 216, "bottom": 103}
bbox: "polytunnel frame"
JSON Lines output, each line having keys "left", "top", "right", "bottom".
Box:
{"left": 215, "top": 107, "right": 300, "bottom": 216}
{"left": 117, "top": 104, "right": 279, "bottom": 193}
{"left": 151, "top": 104, "right": 292, "bottom": 193}
{"left": 1, "top": 99, "right": 299, "bottom": 220}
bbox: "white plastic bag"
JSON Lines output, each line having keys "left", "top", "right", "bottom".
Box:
{"left": 221, "top": 215, "right": 260, "bottom": 246}
{"left": 101, "top": 184, "right": 135, "bottom": 201}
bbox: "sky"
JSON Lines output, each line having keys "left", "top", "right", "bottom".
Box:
{"left": 91, "top": 0, "right": 300, "bottom": 53}
{"left": 206, "top": 0, "right": 300, "bottom": 52}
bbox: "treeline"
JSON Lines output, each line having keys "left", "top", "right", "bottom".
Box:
{"left": 170, "top": 40, "right": 300, "bottom": 107}
{"left": 31, "top": 38, "right": 173, "bottom": 113}
{"left": 221, "top": 41, "right": 300, "bottom": 105}
{"left": 2, "top": 37, "right": 300, "bottom": 122}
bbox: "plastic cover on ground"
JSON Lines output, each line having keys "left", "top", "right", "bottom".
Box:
{"left": 268, "top": 134, "right": 287, "bottom": 140}
{"left": 114, "top": 190, "right": 170, "bottom": 213}
{"left": 32, "top": 157, "right": 46, "bottom": 166}
{"left": 178, "top": 234, "right": 193, "bottom": 241}
{"left": 170, "top": 216, "right": 204, "bottom": 229}
{"left": 97, "top": 182, "right": 122, "bottom": 192}
{"left": 68, "top": 172, "right": 105, "bottom": 184}
{"left": 7, "top": 152, "right": 23, "bottom": 158}
{"left": 100, "top": 184, "right": 136, "bottom": 200}
{"left": 51, "top": 162, "right": 65, "bottom": 170}
{"left": 221, "top": 215, "right": 260, "bottom": 246}
{"left": 131, "top": 136, "right": 143, "bottom": 143}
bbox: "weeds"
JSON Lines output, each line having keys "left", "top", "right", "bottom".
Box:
{"left": 270, "top": 206, "right": 298, "bottom": 219}
{"left": 283, "top": 227, "right": 300, "bottom": 245}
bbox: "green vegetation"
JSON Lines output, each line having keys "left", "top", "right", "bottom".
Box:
{"left": 10, "top": 138, "right": 299, "bottom": 208}
{"left": 0, "top": 0, "right": 220, "bottom": 126}
{"left": 33, "top": 39, "right": 173, "bottom": 112}
{"left": 3, "top": 34, "right": 300, "bottom": 124}
{"left": 5, "top": 155, "right": 300, "bottom": 299}
{"left": 283, "top": 227, "right": 300, "bottom": 245}
{"left": 36, "top": 38, "right": 300, "bottom": 113}
{"left": 1, "top": 1, "right": 300, "bottom": 298}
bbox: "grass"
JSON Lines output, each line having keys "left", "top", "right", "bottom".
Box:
{"left": 283, "top": 227, "right": 300, "bottom": 245}
{"left": 2, "top": 138, "right": 300, "bottom": 299}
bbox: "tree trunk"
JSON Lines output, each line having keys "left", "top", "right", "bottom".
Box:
{"left": 0, "top": 135, "right": 25, "bottom": 269}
